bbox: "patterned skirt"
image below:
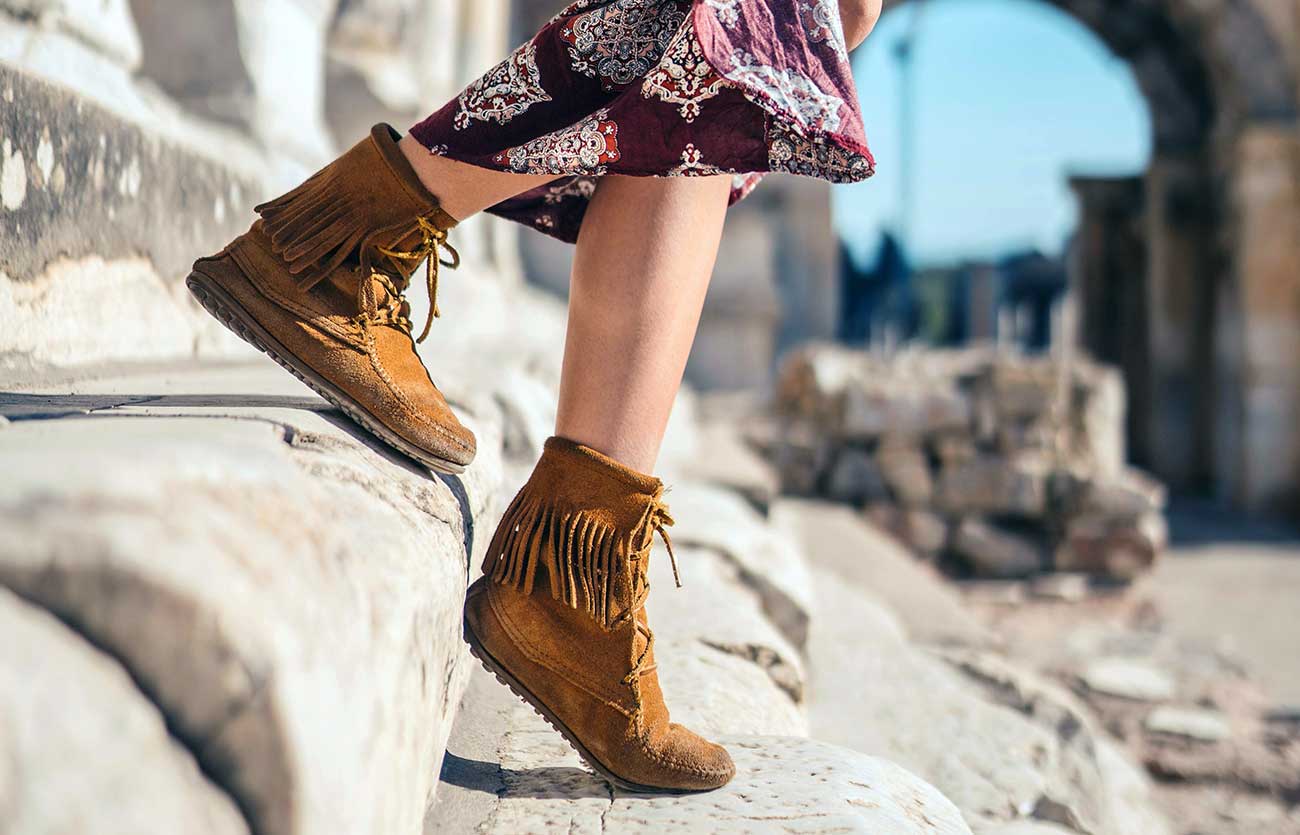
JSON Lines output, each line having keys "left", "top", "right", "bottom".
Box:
{"left": 409, "top": 0, "right": 874, "bottom": 243}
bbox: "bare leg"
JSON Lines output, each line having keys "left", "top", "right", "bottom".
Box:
{"left": 398, "top": 134, "right": 556, "bottom": 221}
{"left": 556, "top": 174, "right": 732, "bottom": 473}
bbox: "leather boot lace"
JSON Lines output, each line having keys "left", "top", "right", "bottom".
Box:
{"left": 361, "top": 215, "right": 460, "bottom": 343}
{"left": 612, "top": 497, "right": 680, "bottom": 687}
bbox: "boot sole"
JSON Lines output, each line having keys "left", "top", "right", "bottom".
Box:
{"left": 186, "top": 270, "right": 467, "bottom": 475}
{"left": 463, "top": 614, "right": 723, "bottom": 795}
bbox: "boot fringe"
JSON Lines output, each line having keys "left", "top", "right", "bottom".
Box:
{"left": 256, "top": 165, "right": 370, "bottom": 290}
{"left": 483, "top": 485, "right": 630, "bottom": 631}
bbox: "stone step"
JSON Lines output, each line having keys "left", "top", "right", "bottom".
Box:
{"left": 0, "top": 358, "right": 504, "bottom": 835}
{"left": 426, "top": 441, "right": 975, "bottom": 833}
{"left": 431, "top": 666, "right": 971, "bottom": 835}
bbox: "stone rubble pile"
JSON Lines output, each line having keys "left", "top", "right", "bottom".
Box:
{"left": 771, "top": 343, "right": 1169, "bottom": 582}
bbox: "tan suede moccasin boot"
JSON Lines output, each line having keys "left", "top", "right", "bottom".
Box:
{"left": 463, "top": 437, "right": 736, "bottom": 793}
{"left": 187, "top": 124, "right": 475, "bottom": 473}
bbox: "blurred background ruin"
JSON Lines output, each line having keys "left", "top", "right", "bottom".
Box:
{"left": 1, "top": 1, "right": 1297, "bottom": 834}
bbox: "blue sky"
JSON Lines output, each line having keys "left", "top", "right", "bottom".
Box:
{"left": 833, "top": 0, "right": 1152, "bottom": 268}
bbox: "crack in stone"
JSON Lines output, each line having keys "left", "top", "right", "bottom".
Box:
{"left": 598, "top": 781, "right": 614, "bottom": 833}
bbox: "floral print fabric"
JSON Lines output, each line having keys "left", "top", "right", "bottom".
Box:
{"left": 410, "top": 0, "right": 874, "bottom": 243}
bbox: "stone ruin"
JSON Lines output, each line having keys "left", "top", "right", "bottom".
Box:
{"left": 770, "top": 343, "right": 1169, "bottom": 582}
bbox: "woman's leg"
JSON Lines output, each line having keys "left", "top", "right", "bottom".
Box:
{"left": 555, "top": 173, "right": 733, "bottom": 472}
{"left": 464, "top": 172, "right": 739, "bottom": 794}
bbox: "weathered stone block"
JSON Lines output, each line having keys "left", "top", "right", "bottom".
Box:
{"left": 778, "top": 499, "right": 992, "bottom": 648}
{"left": 441, "top": 672, "right": 973, "bottom": 835}
{"left": 1076, "top": 468, "right": 1168, "bottom": 517}
{"left": 128, "top": 0, "right": 253, "bottom": 127}
{"left": 809, "top": 570, "right": 1170, "bottom": 835}
{"left": 878, "top": 442, "right": 935, "bottom": 506}
{"left": 974, "top": 360, "right": 1059, "bottom": 422}
{"left": 841, "top": 379, "right": 972, "bottom": 440}
{"left": 665, "top": 481, "right": 815, "bottom": 649}
{"left": 667, "top": 419, "right": 781, "bottom": 515}
{"left": 771, "top": 419, "right": 834, "bottom": 495}
{"left": 865, "top": 502, "right": 952, "bottom": 558}
{"left": 0, "top": 361, "right": 502, "bottom": 835}
{"left": 950, "top": 518, "right": 1047, "bottom": 578}
{"left": 825, "top": 445, "right": 889, "bottom": 503}
{"left": 0, "top": 65, "right": 260, "bottom": 285}
{"left": 931, "top": 430, "right": 979, "bottom": 466}
{"left": 648, "top": 544, "right": 807, "bottom": 722}
{"left": 935, "top": 455, "right": 1050, "bottom": 517}
{"left": 1080, "top": 658, "right": 1177, "bottom": 702}
{"left": 1054, "top": 511, "right": 1167, "bottom": 580}
{"left": 1069, "top": 359, "right": 1126, "bottom": 477}
{"left": 1144, "top": 706, "right": 1231, "bottom": 742}
{"left": 599, "top": 737, "right": 973, "bottom": 833}
{"left": 3, "top": 0, "right": 142, "bottom": 67}
{"left": 0, "top": 587, "right": 249, "bottom": 834}
{"left": 773, "top": 341, "right": 863, "bottom": 425}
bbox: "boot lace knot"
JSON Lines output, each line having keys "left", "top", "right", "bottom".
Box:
{"left": 363, "top": 215, "right": 460, "bottom": 343}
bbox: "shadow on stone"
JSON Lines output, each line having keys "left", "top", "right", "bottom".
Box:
{"left": 437, "top": 473, "right": 475, "bottom": 568}
{"left": 0, "top": 392, "right": 329, "bottom": 420}
{"left": 439, "top": 752, "right": 610, "bottom": 801}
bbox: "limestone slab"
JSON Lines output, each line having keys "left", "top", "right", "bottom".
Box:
{"left": 664, "top": 481, "right": 815, "bottom": 649}
{"left": 0, "top": 361, "right": 503, "bottom": 835}
{"left": 437, "top": 676, "right": 971, "bottom": 835}
{"left": 2, "top": 0, "right": 142, "bottom": 67}
{"left": 648, "top": 544, "right": 808, "bottom": 735}
{"left": 774, "top": 498, "right": 993, "bottom": 648}
{"left": 1144, "top": 707, "right": 1231, "bottom": 742}
{"left": 666, "top": 419, "right": 781, "bottom": 515}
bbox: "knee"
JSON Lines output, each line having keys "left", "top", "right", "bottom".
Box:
{"left": 839, "top": 0, "right": 882, "bottom": 51}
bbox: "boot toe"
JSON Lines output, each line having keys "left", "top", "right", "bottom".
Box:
{"left": 370, "top": 329, "right": 477, "bottom": 467}
{"left": 652, "top": 724, "right": 736, "bottom": 791}
{"left": 411, "top": 415, "right": 476, "bottom": 468}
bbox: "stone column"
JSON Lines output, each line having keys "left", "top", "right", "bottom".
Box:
{"left": 688, "top": 210, "right": 782, "bottom": 390}
{"left": 772, "top": 176, "right": 840, "bottom": 354}
{"left": 1068, "top": 176, "right": 1151, "bottom": 468}
{"left": 129, "top": 0, "right": 338, "bottom": 167}
{"left": 1222, "top": 126, "right": 1300, "bottom": 514}
{"left": 324, "top": 0, "right": 517, "bottom": 279}
{"left": 1142, "top": 151, "right": 1218, "bottom": 490}
{"left": 234, "top": 0, "right": 338, "bottom": 165}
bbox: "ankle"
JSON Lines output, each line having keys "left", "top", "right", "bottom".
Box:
{"left": 397, "top": 134, "right": 458, "bottom": 216}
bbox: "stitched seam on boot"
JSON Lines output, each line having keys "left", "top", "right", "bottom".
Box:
{"left": 630, "top": 687, "right": 732, "bottom": 778}
{"left": 226, "top": 240, "right": 366, "bottom": 348}
{"left": 487, "top": 585, "right": 633, "bottom": 714}
{"left": 363, "top": 333, "right": 473, "bottom": 452}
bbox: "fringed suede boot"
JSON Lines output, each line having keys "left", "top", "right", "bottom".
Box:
{"left": 463, "top": 437, "right": 736, "bottom": 793}
{"left": 186, "top": 124, "right": 475, "bottom": 473}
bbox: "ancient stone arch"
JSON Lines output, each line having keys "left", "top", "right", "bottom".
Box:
{"left": 884, "top": 0, "right": 1300, "bottom": 513}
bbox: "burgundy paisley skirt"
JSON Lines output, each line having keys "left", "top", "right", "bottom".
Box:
{"left": 410, "top": 0, "right": 874, "bottom": 243}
